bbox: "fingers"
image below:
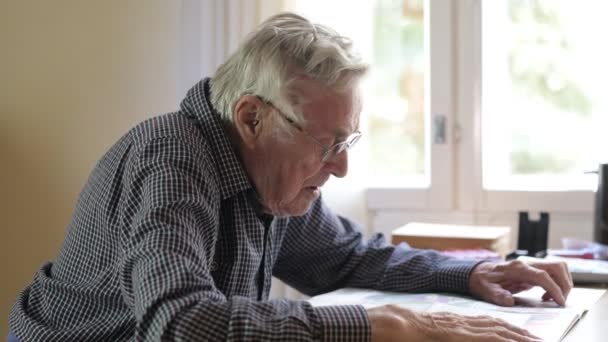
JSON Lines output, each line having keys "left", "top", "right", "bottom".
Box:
{"left": 531, "top": 267, "right": 565, "bottom": 305}
{"left": 465, "top": 315, "right": 542, "bottom": 342}
{"left": 532, "top": 261, "right": 573, "bottom": 300}
{"left": 430, "top": 313, "right": 542, "bottom": 342}
{"left": 469, "top": 315, "right": 536, "bottom": 338}
{"left": 475, "top": 327, "right": 543, "bottom": 342}
{"left": 470, "top": 327, "right": 542, "bottom": 342}
{"left": 497, "top": 260, "right": 567, "bottom": 306}
{"left": 370, "top": 306, "right": 542, "bottom": 342}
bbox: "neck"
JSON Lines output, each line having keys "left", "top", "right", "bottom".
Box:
{"left": 224, "top": 120, "right": 267, "bottom": 204}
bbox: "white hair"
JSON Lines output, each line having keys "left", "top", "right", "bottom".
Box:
{"left": 209, "top": 12, "right": 368, "bottom": 133}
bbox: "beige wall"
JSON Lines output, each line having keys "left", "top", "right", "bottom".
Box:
{"left": 0, "top": 1, "right": 181, "bottom": 336}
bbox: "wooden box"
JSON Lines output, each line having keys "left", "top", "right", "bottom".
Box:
{"left": 391, "top": 222, "right": 511, "bottom": 258}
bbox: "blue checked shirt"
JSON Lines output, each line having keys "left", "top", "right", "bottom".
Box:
{"left": 10, "top": 79, "right": 479, "bottom": 341}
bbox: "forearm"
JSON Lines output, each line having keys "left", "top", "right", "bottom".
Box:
{"left": 275, "top": 230, "right": 479, "bottom": 295}
{"left": 274, "top": 199, "right": 480, "bottom": 295}
{"left": 123, "top": 246, "right": 371, "bottom": 341}
{"left": 141, "top": 297, "right": 370, "bottom": 341}
{"left": 342, "top": 238, "right": 481, "bottom": 294}
{"left": 122, "top": 223, "right": 371, "bottom": 341}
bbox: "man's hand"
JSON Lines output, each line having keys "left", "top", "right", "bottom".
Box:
{"left": 368, "top": 305, "right": 541, "bottom": 342}
{"left": 469, "top": 259, "right": 573, "bottom": 307}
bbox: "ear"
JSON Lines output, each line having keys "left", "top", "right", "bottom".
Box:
{"left": 233, "top": 95, "right": 265, "bottom": 149}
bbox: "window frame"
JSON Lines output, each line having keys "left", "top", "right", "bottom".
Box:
{"left": 456, "top": 0, "right": 594, "bottom": 214}
{"left": 367, "top": 0, "right": 455, "bottom": 212}
{"left": 368, "top": 0, "right": 595, "bottom": 215}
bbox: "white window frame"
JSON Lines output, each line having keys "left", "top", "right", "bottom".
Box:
{"left": 367, "top": 0, "right": 455, "bottom": 212}
{"left": 368, "top": 0, "right": 595, "bottom": 216}
{"left": 456, "top": 0, "right": 594, "bottom": 214}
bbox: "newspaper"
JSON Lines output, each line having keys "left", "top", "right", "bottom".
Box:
{"left": 308, "top": 287, "right": 605, "bottom": 341}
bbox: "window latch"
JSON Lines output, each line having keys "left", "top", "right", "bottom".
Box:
{"left": 433, "top": 114, "right": 447, "bottom": 144}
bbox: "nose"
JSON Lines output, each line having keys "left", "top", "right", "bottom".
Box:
{"left": 325, "top": 150, "right": 348, "bottom": 178}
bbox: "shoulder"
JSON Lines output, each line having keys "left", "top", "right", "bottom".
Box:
{"left": 130, "top": 112, "right": 208, "bottom": 150}
{"left": 121, "top": 112, "right": 219, "bottom": 196}
{"left": 122, "top": 112, "right": 216, "bottom": 172}
{"left": 116, "top": 113, "right": 222, "bottom": 220}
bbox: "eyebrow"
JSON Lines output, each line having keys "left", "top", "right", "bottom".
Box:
{"left": 331, "top": 125, "right": 360, "bottom": 143}
{"left": 333, "top": 118, "right": 361, "bottom": 141}
{"left": 333, "top": 130, "right": 350, "bottom": 141}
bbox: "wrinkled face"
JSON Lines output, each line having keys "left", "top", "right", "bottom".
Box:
{"left": 233, "top": 78, "right": 362, "bottom": 217}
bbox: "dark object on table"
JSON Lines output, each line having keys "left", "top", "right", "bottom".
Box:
{"left": 517, "top": 212, "right": 549, "bottom": 257}
{"left": 594, "top": 164, "right": 608, "bottom": 245}
{"left": 506, "top": 249, "right": 529, "bottom": 261}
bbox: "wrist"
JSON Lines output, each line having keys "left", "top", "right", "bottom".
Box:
{"left": 468, "top": 261, "right": 495, "bottom": 295}
{"left": 434, "top": 258, "right": 481, "bottom": 293}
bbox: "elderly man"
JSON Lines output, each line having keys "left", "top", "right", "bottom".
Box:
{"left": 10, "top": 12, "right": 570, "bottom": 342}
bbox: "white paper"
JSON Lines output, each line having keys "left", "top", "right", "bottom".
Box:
{"left": 308, "top": 287, "right": 605, "bottom": 342}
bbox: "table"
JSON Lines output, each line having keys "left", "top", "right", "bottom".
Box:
{"left": 563, "top": 286, "right": 608, "bottom": 342}
{"left": 310, "top": 286, "right": 607, "bottom": 341}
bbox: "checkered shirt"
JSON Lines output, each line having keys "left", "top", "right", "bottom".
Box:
{"left": 9, "top": 79, "right": 479, "bottom": 341}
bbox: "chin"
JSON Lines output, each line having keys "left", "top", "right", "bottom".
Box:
{"left": 269, "top": 187, "right": 320, "bottom": 217}
{"left": 271, "top": 202, "right": 310, "bottom": 217}
{"left": 275, "top": 196, "right": 317, "bottom": 217}
{"left": 286, "top": 203, "right": 315, "bottom": 217}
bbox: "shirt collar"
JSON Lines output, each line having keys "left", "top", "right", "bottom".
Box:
{"left": 180, "top": 78, "right": 252, "bottom": 200}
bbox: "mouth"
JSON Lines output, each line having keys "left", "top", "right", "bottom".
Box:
{"left": 304, "top": 186, "right": 321, "bottom": 195}
{"left": 303, "top": 177, "right": 329, "bottom": 195}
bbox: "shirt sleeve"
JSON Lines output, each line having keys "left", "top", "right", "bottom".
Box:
{"left": 273, "top": 197, "right": 481, "bottom": 296}
{"left": 118, "top": 136, "right": 370, "bottom": 341}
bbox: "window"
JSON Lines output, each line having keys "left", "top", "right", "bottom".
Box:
{"left": 368, "top": 0, "right": 426, "bottom": 183}
{"left": 482, "top": 0, "right": 608, "bottom": 191}
{"left": 457, "top": 0, "right": 599, "bottom": 214}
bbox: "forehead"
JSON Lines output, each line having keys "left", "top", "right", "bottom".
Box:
{"left": 292, "top": 79, "right": 361, "bottom": 139}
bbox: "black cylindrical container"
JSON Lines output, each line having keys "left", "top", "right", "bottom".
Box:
{"left": 594, "top": 164, "right": 608, "bottom": 244}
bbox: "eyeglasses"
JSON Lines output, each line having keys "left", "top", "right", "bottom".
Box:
{"left": 257, "top": 96, "right": 362, "bottom": 162}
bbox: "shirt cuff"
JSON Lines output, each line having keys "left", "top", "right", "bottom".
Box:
{"left": 434, "top": 258, "right": 484, "bottom": 293}
{"left": 313, "top": 305, "right": 371, "bottom": 342}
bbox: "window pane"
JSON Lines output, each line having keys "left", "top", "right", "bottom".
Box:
{"left": 368, "top": 0, "right": 427, "bottom": 183}
{"left": 285, "top": 0, "right": 427, "bottom": 186}
{"left": 482, "top": 0, "right": 608, "bottom": 190}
